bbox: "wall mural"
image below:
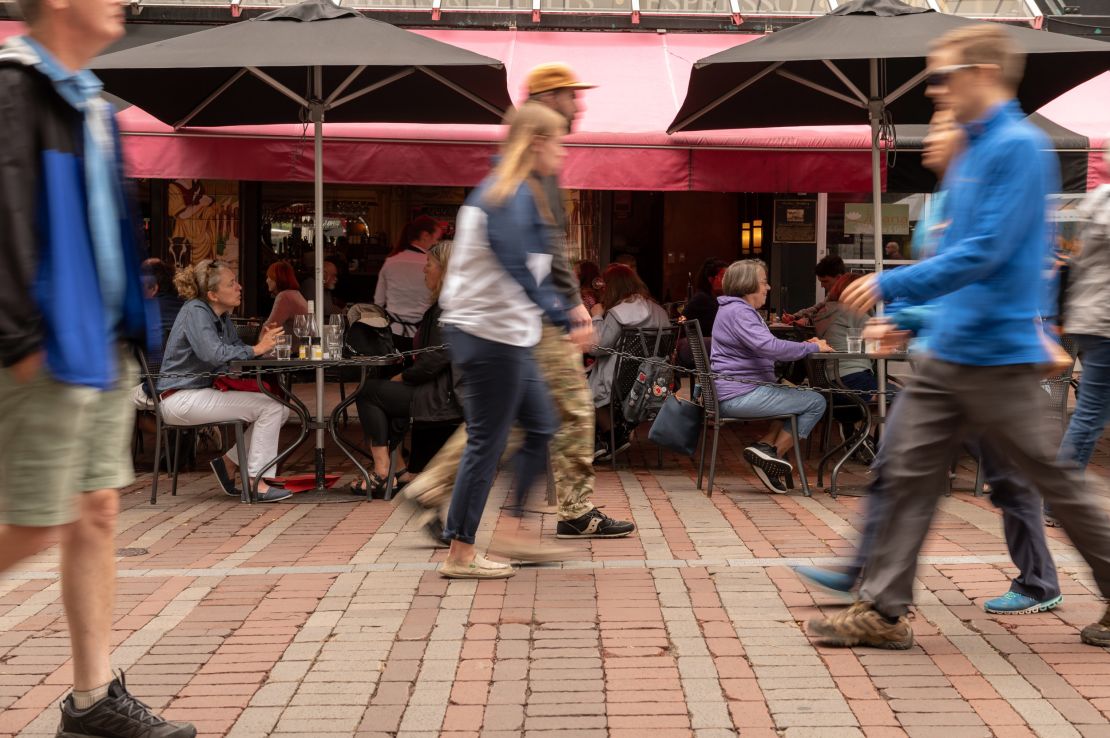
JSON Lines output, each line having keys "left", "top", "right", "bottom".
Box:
{"left": 166, "top": 179, "right": 240, "bottom": 275}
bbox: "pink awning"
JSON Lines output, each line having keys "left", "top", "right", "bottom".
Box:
{"left": 2, "top": 21, "right": 1104, "bottom": 190}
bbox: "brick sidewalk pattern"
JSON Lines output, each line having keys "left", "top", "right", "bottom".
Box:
{"left": 3, "top": 430, "right": 1110, "bottom": 738}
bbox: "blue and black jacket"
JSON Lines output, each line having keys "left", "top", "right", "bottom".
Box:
{"left": 0, "top": 44, "right": 157, "bottom": 388}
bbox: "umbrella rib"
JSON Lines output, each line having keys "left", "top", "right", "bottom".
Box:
{"left": 247, "top": 66, "right": 311, "bottom": 109}
{"left": 776, "top": 69, "right": 867, "bottom": 108}
{"left": 822, "top": 60, "right": 868, "bottom": 104}
{"left": 667, "top": 61, "right": 784, "bottom": 133}
{"left": 883, "top": 68, "right": 929, "bottom": 107}
{"left": 174, "top": 68, "right": 248, "bottom": 129}
{"left": 327, "top": 68, "right": 416, "bottom": 111}
{"left": 324, "top": 65, "right": 368, "bottom": 107}
{"left": 416, "top": 66, "right": 508, "bottom": 119}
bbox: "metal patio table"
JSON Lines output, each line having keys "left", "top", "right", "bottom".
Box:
{"left": 230, "top": 355, "right": 402, "bottom": 503}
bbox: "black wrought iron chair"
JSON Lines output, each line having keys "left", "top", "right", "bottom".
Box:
{"left": 685, "top": 320, "right": 812, "bottom": 498}
{"left": 604, "top": 323, "right": 682, "bottom": 469}
{"left": 136, "top": 349, "right": 252, "bottom": 505}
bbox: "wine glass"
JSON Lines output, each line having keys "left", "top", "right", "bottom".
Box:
{"left": 292, "top": 314, "right": 309, "bottom": 358}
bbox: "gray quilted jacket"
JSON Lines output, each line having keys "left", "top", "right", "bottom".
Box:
{"left": 1065, "top": 186, "right": 1110, "bottom": 339}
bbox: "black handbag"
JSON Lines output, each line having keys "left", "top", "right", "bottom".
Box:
{"left": 648, "top": 394, "right": 704, "bottom": 457}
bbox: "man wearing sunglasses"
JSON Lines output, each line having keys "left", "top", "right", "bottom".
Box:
{"left": 809, "top": 24, "right": 1110, "bottom": 650}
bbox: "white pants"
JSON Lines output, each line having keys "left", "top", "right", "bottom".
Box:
{"left": 161, "top": 389, "right": 290, "bottom": 477}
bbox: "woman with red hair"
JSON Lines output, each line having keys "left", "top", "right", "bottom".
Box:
{"left": 264, "top": 261, "right": 308, "bottom": 334}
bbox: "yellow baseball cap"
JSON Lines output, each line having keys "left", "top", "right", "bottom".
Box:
{"left": 524, "top": 62, "right": 596, "bottom": 96}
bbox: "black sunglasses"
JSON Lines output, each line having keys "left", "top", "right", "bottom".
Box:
{"left": 925, "top": 63, "right": 982, "bottom": 89}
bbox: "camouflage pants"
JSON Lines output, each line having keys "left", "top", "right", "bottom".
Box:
{"left": 403, "top": 323, "right": 596, "bottom": 521}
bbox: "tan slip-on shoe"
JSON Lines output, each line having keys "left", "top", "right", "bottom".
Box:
{"left": 439, "top": 554, "right": 516, "bottom": 579}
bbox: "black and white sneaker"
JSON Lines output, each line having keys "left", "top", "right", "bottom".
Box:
{"left": 594, "top": 432, "right": 631, "bottom": 463}
{"left": 556, "top": 508, "right": 636, "bottom": 538}
{"left": 743, "top": 442, "right": 793, "bottom": 495}
{"left": 56, "top": 673, "right": 196, "bottom": 738}
{"left": 209, "top": 457, "right": 240, "bottom": 497}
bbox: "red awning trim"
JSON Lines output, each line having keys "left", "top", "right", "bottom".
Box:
{"left": 3, "top": 21, "right": 1106, "bottom": 190}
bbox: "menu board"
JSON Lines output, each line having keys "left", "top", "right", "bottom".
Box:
{"left": 774, "top": 198, "right": 817, "bottom": 243}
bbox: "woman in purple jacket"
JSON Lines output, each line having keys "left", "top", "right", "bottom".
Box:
{"left": 711, "top": 260, "right": 832, "bottom": 493}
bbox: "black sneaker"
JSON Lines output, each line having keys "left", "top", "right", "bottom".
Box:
{"left": 853, "top": 436, "right": 878, "bottom": 465}
{"left": 556, "top": 508, "right": 636, "bottom": 538}
{"left": 56, "top": 674, "right": 196, "bottom": 738}
{"left": 208, "top": 457, "right": 240, "bottom": 498}
{"left": 743, "top": 443, "right": 793, "bottom": 476}
{"left": 595, "top": 432, "right": 631, "bottom": 463}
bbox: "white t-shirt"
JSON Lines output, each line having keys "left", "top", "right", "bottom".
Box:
{"left": 374, "top": 246, "right": 431, "bottom": 337}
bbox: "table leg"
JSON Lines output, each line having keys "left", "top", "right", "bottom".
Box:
{"left": 329, "top": 367, "right": 374, "bottom": 495}
{"left": 252, "top": 372, "right": 310, "bottom": 501}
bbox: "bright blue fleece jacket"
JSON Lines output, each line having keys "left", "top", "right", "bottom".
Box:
{"left": 877, "top": 100, "right": 1057, "bottom": 367}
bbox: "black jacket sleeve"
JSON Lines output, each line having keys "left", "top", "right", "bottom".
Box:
{"left": 402, "top": 307, "right": 450, "bottom": 385}
{"left": 0, "top": 66, "right": 44, "bottom": 367}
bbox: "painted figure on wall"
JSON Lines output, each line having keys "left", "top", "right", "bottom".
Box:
{"left": 167, "top": 179, "right": 240, "bottom": 275}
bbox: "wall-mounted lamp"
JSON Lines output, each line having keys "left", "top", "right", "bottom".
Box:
{"left": 741, "top": 222, "right": 751, "bottom": 253}
{"left": 753, "top": 219, "right": 763, "bottom": 252}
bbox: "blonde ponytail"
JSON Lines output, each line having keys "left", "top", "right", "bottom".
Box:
{"left": 485, "top": 102, "right": 567, "bottom": 210}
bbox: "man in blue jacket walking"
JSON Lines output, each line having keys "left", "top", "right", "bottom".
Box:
{"left": 0, "top": 0, "right": 194, "bottom": 734}
{"left": 808, "top": 23, "right": 1110, "bottom": 650}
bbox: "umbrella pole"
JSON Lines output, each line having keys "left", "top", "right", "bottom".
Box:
{"left": 313, "top": 69, "right": 327, "bottom": 492}
{"left": 870, "top": 59, "right": 888, "bottom": 423}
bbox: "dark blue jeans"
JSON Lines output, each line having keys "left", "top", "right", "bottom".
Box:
{"left": 1060, "top": 334, "right": 1110, "bottom": 469}
{"left": 851, "top": 396, "right": 1060, "bottom": 602}
{"left": 442, "top": 328, "right": 558, "bottom": 545}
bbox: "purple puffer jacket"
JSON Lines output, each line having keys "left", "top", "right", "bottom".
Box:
{"left": 710, "top": 296, "right": 819, "bottom": 401}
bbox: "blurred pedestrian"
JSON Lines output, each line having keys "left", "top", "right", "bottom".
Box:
{"left": 810, "top": 24, "right": 1110, "bottom": 650}
{"left": 0, "top": 2, "right": 195, "bottom": 734}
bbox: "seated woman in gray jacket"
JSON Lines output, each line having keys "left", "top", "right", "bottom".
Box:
{"left": 587, "top": 263, "right": 671, "bottom": 460}
{"left": 156, "top": 260, "right": 291, "bottom": 502}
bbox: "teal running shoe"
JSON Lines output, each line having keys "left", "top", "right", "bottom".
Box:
{"left": 984, "top": 591, "right": 1062, "bottom": 614}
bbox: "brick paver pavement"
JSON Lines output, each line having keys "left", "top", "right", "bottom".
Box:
{"left": 4, "top": 424, "right": 1110, "bottom": 738}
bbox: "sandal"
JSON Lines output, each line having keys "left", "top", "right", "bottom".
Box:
{"left": 350, "top": 472, "right": 386, "bottom": 498}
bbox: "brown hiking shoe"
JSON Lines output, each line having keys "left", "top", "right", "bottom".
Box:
{"left": 808, "top": 601, "right": 913, "bottom": 650}
{"left": 1081, "top": 606, "right": 1110, "bottom": 647}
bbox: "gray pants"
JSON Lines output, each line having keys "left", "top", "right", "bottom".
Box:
{"left": 860, "top": 359, "right": 1110, "bottom": 617}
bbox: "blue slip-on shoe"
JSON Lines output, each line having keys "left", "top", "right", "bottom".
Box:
{"left": 256, "top": 487, "right": 294, "bottom": 503}
{"left": 793, "top": 565, "right": 857, "bottom": 597}
{"left": 984, "top": 591, "right": 1063, "bottom": 614}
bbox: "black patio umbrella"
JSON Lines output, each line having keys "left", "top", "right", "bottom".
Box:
{"left": 92, "top": 0, "right": 512, "bottom": 499}
{"left": 669, "top": 0, "right": 1110, "bottom": 416}
{"left": 670, "top": 0, "right": 1110, "bottom": 269}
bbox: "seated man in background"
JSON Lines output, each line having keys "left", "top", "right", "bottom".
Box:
{"left": 787, "top": 254, "right": 847, "bottom": 326}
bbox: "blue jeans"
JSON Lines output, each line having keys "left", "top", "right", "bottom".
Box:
{"left": 443, "top": 328, "right": 558, "bottom": 545}
{"left": 1060, "top": 334, "right": 1110, "bottom": 469}
{"left": 718, "top": 384, "right": 826, "bottom": 438}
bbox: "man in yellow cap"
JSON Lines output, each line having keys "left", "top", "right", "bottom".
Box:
{"left": 403, "top": 62, "right": 637, "bottom": 548}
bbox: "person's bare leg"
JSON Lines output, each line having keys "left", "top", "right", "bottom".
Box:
{"left": 773, "top": 430, "right": 795, "bottom": 458}
{"left": 59, "top": 489, "right": 117, "bottom": 691}
{"left": 222, "top": 454, "right": 274, "bottom": 494}
{"left": 447, "top": 539, "right": 475, "bottom": 565}
{"left": 0, "top": 525, "right": 59, "bottom": 572}
{"left": 760, "top": 421, "right": 784, "bottom": 447}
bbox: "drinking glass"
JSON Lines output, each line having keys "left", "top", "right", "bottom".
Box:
{"left": 292, "top": 314, "right": 309, "bottom": 359}
{"left": 846, "top": 335, "right": 863, "bottom": 353}
{"left": 275, "top": 334, "right": 292, "bottom": 360}
{"left": 325, "top": 324, "right": 343, "bottom": 359}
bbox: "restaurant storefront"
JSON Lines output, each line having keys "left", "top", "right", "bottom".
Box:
{"left": 2, "top": 17, "right": 1105, "bottom": 316}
